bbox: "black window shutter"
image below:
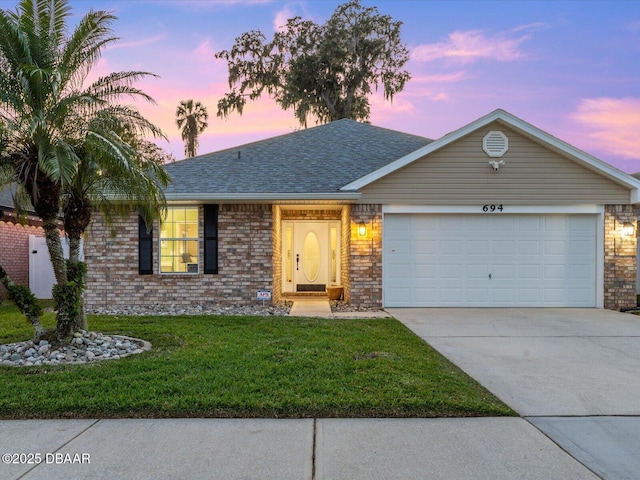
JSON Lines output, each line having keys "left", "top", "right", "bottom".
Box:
{"left": 204, "top": 205, "right": 218, "bottom": 274}
{"left": 138, "top": 215, "right": 153, "bottom": 275}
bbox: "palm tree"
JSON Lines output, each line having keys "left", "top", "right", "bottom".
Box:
{"left": 176, "top": 100, "right": 209, "bottom": 157}
{"left": 0, "top": 0, "right": 169, "bottom": 341}
{"left": 62, "top": 115, "right": 171, "bottom": 330}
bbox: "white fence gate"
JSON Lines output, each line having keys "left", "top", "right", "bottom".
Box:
{"left": 29, "top": 236, "right": 82, "bottom": 299}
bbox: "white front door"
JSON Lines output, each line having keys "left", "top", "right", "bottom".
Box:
{"left": 282, "top": 221, "right": 340, "bottom": 293}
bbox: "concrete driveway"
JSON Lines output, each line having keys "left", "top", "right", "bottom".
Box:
{"left": 389, "top": 308, "right": 640, "bottom": 479}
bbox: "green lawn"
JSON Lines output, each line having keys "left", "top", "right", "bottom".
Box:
{"left": 0, "top": 302, "right": 514, "bottom": 419}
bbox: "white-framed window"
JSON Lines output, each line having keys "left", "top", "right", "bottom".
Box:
{"left": 160, "top": 206, "right": 199, "bottom": 273}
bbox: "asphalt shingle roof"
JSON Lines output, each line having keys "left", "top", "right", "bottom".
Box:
{"left": 0, "top": 184, "right": 16, "bottom": 209}
{"left": 164, "top": 119, "right": 432, "bottom": 197}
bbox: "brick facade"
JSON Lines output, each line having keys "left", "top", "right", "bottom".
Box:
{"left": 82, "top": 202, "right": 638, "bottom": 311}
{"left": 604, "top": 204, "right": 637, "bottom": 310}
{"left": 84, "top": 204, "right": 273, "bottom": 308}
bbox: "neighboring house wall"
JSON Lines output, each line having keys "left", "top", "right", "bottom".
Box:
{"left": 0, "top": 219, "right": 44, "bottom": 297}
{"left": 359, "top": 122, "right": 630, "bottom": 205}
{"left": 604, "top": 204, "right": 637, "bottom": 309}
{"left": 84, "top": 204, "right": 273, "bottom": 309}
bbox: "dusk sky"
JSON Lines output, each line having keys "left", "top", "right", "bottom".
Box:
{"left": 3, "top": 0, "right": 640, "bottom": 173}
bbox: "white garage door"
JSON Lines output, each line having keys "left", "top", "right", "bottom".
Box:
{"left": 383, "top": 214, "right": 596, "bottom": 307}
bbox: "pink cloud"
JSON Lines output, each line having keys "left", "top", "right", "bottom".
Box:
{"left": 431, "top": 93, "right": 449, "bottom": 102}
{"left": 273, "top": 5, "right": 295, "bottom": 32}
{"left": 410, "top": 71, "right": 468, "bottom": 84}
{"left": 106, "top": 35, "right": 166, "bottom": 50}
{"left": 412, "top": 29, "right": 530, "bottom": 64}
{"left": 570, "top": 97, "right": 640, "bottom": 160}
{"left": 193, "top": 38, "right": 217, "bottom": 60}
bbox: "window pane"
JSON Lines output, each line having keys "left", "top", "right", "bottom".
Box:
{"left": 160, "top": 207, "right": 199, "bottom": 273}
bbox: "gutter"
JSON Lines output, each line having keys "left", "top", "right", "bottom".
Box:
{"left": 164, "top": 192, "right": 362, "bottom": 203}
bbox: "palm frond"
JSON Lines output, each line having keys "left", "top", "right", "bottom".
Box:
{"left": 59, "top": 9, "right": 118, "bottom": 91}
{"left": 85, "top": 71, "right": 159, "bottom": 104}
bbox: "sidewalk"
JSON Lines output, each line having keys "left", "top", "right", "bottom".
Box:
{"left": 1, "top": 418, "right": 597, "bottom": 480}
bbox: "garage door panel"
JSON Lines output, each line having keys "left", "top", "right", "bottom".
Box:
{"left": 492, "top": 287, "right": 516, "bottom": 303}
{"left": 544, "top": 240, "right": 567, "bottom": 255}
{"left": 492, "top": 264, "right": 515, "bottom": 278}
{"left": 467, "top": 264, "right": 490, "bottom": 278}
{"left": 492, "top": 216, "right": 517, "bottom": 232}
{"left": 519, "top": 216, "right": 542, "bottom": 232}
{"left": 544, "top": 288, "right": 566, "bottom": 303}
{"left": 519, "top": 240, "right": 540, "bottom": 255}
{"left": 491, "top": 240, "right": 516, "bottom": 255}
{"left": 383, "top": 214, "right": 596, "bottom": 307}
{"left": 467, "top": 288, "right": 490, "bottom": 303}
{"left": 441, "top": 240, "right": 464, "bottom": 255}
{"left": 544, "top": 265, "right": 566, "bottom": 279}
{"left": 467, "top": 240, "right": 490, "bottom": 254}
{"left": 569, "top": 264, "right": 592, "bottom": 277}
{"left": 386, "top": 263, "right": 412, "bottom": 281}
{"left": 544, "top": 216, "right": 567, "bottom": 232}
{"left": 569, "top": 215, "right": 596, "bottom": 233}
{"left": 518, "top": 288, "right": 540, "bottom": 303}
{"left": 414, "top": 239, "right": 438, "bottom": 254}
{"left": 569, "top": 239, "right": 593, "bottom": 255}
{"left": 440, "top": 288, "right": 464, "bottom": 302}
{"left": 440, "top": 263, "right": 463, "bottom": 278}
{"left": 519, "top": 264, "right": 540, "bottom": 279}
{"left": 387, "top": 287, "right": 411, "bottom": 304}
{"left": 414, "top": 263, "right": 436, "bottom": 279}
{"left": 569, "top": 288, "right": 593, "bottom": 304}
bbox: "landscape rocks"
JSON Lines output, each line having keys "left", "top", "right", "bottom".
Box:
{"left": 86, "top": 302, "right": 293, "bottom": 317}
{"left": 0, "top": 331, "right": 151, "bottom": 367}
{"left": 87, "top": 301, "right": 383, "bottom": 317}
{"left": 330, "top": 300, "right": 386, "bottom": 313}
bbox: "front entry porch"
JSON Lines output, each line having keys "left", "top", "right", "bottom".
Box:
{"left": 272, "top": 205, "right": 351, "bottom": 304}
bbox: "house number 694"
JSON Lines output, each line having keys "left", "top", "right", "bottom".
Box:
{"left": 482, "top": 204, "right": 503, "bottom": 212}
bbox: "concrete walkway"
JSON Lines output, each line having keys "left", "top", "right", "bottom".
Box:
{"left": 1, "top": 418, "right": 597, "bottom": 480}
{"left": 288, "top": 298, "right": 333, "bottom": 317}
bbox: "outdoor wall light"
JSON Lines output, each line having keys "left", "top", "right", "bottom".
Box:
{"left": 358, "top": 221, "right": 367, "bottom": 237}
{"left": 622, "top": 222, "right": 635, "bottom": 237}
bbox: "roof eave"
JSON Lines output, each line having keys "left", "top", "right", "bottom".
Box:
{"left": 164, "top": 192, "right": 362, "bottom": 204}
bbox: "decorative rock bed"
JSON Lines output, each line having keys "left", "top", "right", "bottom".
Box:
{"left": 86, "top": 302, "right": 293, "bottom": 317}
{"left": 0, "top": 331, "right": 151, "bottom": 367}
{"left": 330, "top": 300, "right": 386, "bottom": 313}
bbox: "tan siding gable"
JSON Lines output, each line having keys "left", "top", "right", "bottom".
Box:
{"left": 360, "top": 122, "right": 630, "bottom": 205}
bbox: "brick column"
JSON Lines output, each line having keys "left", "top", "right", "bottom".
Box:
{"left": 272, "top": 205, "right": 282, "bottom": 303}
{"left": 604, "top": 205, "right": 637, "bottom": 310}
{"left": 349, "top": 204, "right": 382, "bottom": 308}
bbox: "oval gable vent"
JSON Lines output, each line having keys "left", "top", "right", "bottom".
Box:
{"left": 483, "top": 131, "right": 509, "bottom": 157}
